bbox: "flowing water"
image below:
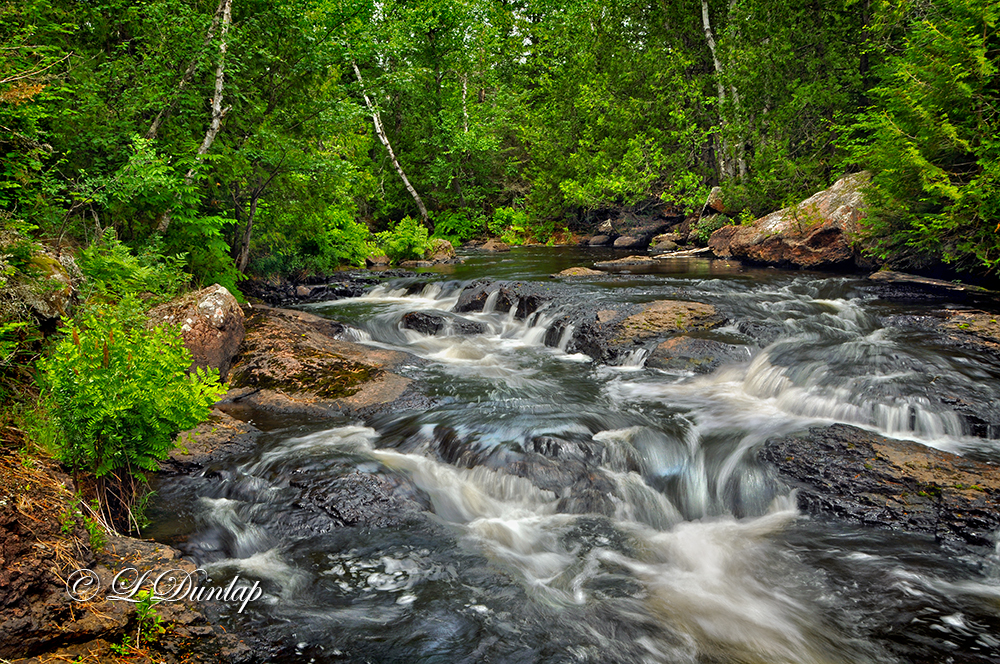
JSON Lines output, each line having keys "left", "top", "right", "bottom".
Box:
{"left": 150, "top": 248, "right": 1000, "bottom": 663}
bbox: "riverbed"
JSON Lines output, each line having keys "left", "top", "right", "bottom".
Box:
{"left": 150, "top": 247, "right": 1000, "bottom": 663}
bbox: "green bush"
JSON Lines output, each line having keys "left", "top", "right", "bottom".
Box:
{"left": 489, "top": 207, "right": 529, "bottom": 245}
{"left": 40, "top": 300, "right": 226, "bottom": 530}
{"left": 375, "top": 216, "right": 432, "bottom": 263}
{"left": 79, "top": 229, "right": 189, "bottom": 301}
{"left": 691, "top": 214, "right": 731, "bottom": 245}
{"left": 432, "top": 209, "right": 485, "bottom": 245}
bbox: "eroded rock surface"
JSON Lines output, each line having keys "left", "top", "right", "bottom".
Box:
{"left": 761, "top": 424, "right": 1000, "bottom": 547}
{"left": 709, "top": 172, "right": 870, "bottom": 270}
{"left": 223, "top": 305, "right": 414, "bottom": 419}
{"left": 148, "top": 284, "right": 245, "bottom": 379}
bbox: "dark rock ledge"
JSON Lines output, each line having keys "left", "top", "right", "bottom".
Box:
{"left": 760, "top": 423, "right": 1000, "bottom": 548}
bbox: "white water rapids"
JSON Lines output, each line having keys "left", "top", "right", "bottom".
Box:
{"left": 152, "top": 256, "right": 1000, "bottom": 663}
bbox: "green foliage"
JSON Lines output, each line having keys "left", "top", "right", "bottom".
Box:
{"left": 134, "top": 589, "right": 166, "bottom": 645}
{"left": 432, "top": 209, "right": 485, "bottom": 245}
{"left": 40, "top": 299, "right": 227, "bottom": 484}
{"left": 251, "top": 206, "right": 373, "bottom": 277}
{"left": 78, "top": 229, "right": 189, "bottom": 301}
{"left": 375, "top": 216, "right": 432, "bottom": 263}
{"left": 59, "top": 499, "right": 76, "bottom": 536}
{"left": 843, "top": 0, "right": 1000, "bottom": 271}
{"left": 692, "top": 215, "right": 732, "bottom": 245}
{"left": 83, "top": 505, "right": 107, "bottom": 551}
{"left": 165, "top": 214, "right": 244, "bottom": 298}
{"left": 489, "top": 207, "right": 529, "bottom": 244}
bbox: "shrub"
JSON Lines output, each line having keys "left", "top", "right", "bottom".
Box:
{"left": 79, "top": 228, "right": 189, "bottom": 301}
{"left": 375, "top": 216, "right": 432, "bottom": 263}
{"left": 432, "top": 209, "right": 485, "bottom": 245}
{"left": 691, "top": 214, "right": 731, "bottom": 245}
{"left": 40, "top": 300, "right": 226, "bottom": 531}
{"left": 489, "top": 207, "right": 529, "bottom": 245}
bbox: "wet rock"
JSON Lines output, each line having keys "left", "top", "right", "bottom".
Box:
{"left": 165, "top": 409, "right": 261, "bottom": 471}
{"left": 401, "top": 311, "right": 486, "bottom": 336}
{"left": 613, "top": 301, "right": 725, "bottom": 345}
{"left": 553, "top": 267, "right": 603, "bottom": 278}
{"left": 301, "top": 471, "right": 425, "bottom": 529}
{"left": 647, "top": 337, "right": 752, "bottom": 373}
{"left": 399, "top": 260, "right": 434, "bottom": 268}
{"left": 529, "top": 436, "right": 600, "bottom": 463}
{"left": 613, "top": 235, "right": 646, "bottom": 249}
{"left": 545, "top": 299, "right": 726, "bottom": 364}
{"left": 760, "top": 423, "right": 1000, "bottom": 547}
{"left": 649, "top": 240, "right": 678, "bottom": 255}
{"left": 736, "top": 319, "right": 787, "bottom": 347}
{"left": 863, "top": 270, "right": 998, "bottom": 308}
{"left": 588, "top": 234, "right": 616, "bottom": 247}
{"left": 593, "top": 255, "right": 657, "bottom": 269}
{"left": 454, "top": 280, "right": 558, "bottom": 319}
{"left": 709, "top": 172, "right": 870, "bottom": 270}
{"left": 147, "top": 284, "right": 245, "bottom": 379}
{"left": 480, "top": 239, "right": 511, "bottom": 253}
{"left": 223, "top": 305, "right": 414, "bottom": 419}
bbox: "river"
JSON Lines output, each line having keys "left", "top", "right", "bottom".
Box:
{"left": 150, "top": 247, "right": 1000, "bottom": 663}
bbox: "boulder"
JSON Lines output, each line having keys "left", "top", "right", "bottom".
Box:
{"left": 21, "top": 252, "right": 78, "bottom": 320}
{"left": 480, "top": 239, "right": 511, "bottom": 252}
{"left": 646, "top": 337, "right": 751, "bottom": 373}
{"left": 705, "top": 186, "right": 726, "bottom": 213}
{"left": 427, "top": 238, "right": 456, "bottom": 262}
{"left": 613, "top": 301, "right": 725, "bottom": 344}
{"left": 588, "top": 234, "right": 615, "bottom": 247}
{"left": 399, "top": 260, "right": 434, "bottom": 268}
{"left": 651, "top": 232, "right": 683, "bottom": 245}
{"left": 366, "top": 254, "right": 391, "bottom": 268}
{"left": 554, "top": 267, "right": 603, "bottom": 277}
{"left": 147, "top": 284, "right": 244, "bottom": 380}
{"left": 761, "top": 423, "right": 1000, "bottom": 547}
{"left": 224, "top": 305, "right": 415, "bottom": 418}
{"left": 649, "top": 240, "right": 678, "bottom": 255}
{"left": 597, "top": 219, "right": 617, "bottom": 235}
{"left": 708, "top": 172, "right": 870, "bottom": 270}
{"left": 613, "top": 235, "right": 646, "bottom": 249}
{"left": 401, "top": 311, "right": 487, "bottom": 336}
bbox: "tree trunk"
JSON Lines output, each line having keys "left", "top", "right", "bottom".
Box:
{"left": 351, "top": 59, "right": 430, "bottom": 225}
{"left": 146, "top": 0, "right": 226, "bottom": 140}
{"left": 235, "top": 194, "right": 258, "bottom": 273}
{"left": 701, "top": 0, "right": 733, "bottom": 180}
{"left": 157, "top": 0, "right": 233, "bottom": 233}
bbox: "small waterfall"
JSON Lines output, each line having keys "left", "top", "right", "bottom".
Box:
{"left": 340, "top": 326, "right": 373, "bottom": 342}
{"left": 483, "top": 290, "right": 500, "bottom": 313}
{"left": 557, "top": 323, "right": 576, "bottom": 351}
{"left": 617, "top": 347, "right": 649, "bottom": 369}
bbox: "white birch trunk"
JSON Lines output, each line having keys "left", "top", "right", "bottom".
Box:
{"left": 351, "top": 59, "right": 429, "bottom": 224}
{"left": 157, "top": 0, "right": 232, "bottom": 233}
{"left": 146, "top": 0, "right": 225, "bottom": 140}
{"left": 701, "top": 0, "right": 733, "bottom": 180}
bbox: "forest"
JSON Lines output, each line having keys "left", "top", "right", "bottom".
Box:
{"left": 1, "top": 0, "right": 996, "bottom": 290}
{"left": 2, "top": 2, "right": 1000, "bottom": 661}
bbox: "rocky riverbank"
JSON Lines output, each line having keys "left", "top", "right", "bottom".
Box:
{"left": 761, "top": 423, "right": 1000, "bottom": 549}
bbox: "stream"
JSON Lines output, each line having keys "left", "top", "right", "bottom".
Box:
{"left": 149, "top": 247, "right": 1000, "bottom": 663}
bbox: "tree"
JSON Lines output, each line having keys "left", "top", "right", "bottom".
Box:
{"left": 847, "top": 0, "right": 1000, "bottom": 271}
